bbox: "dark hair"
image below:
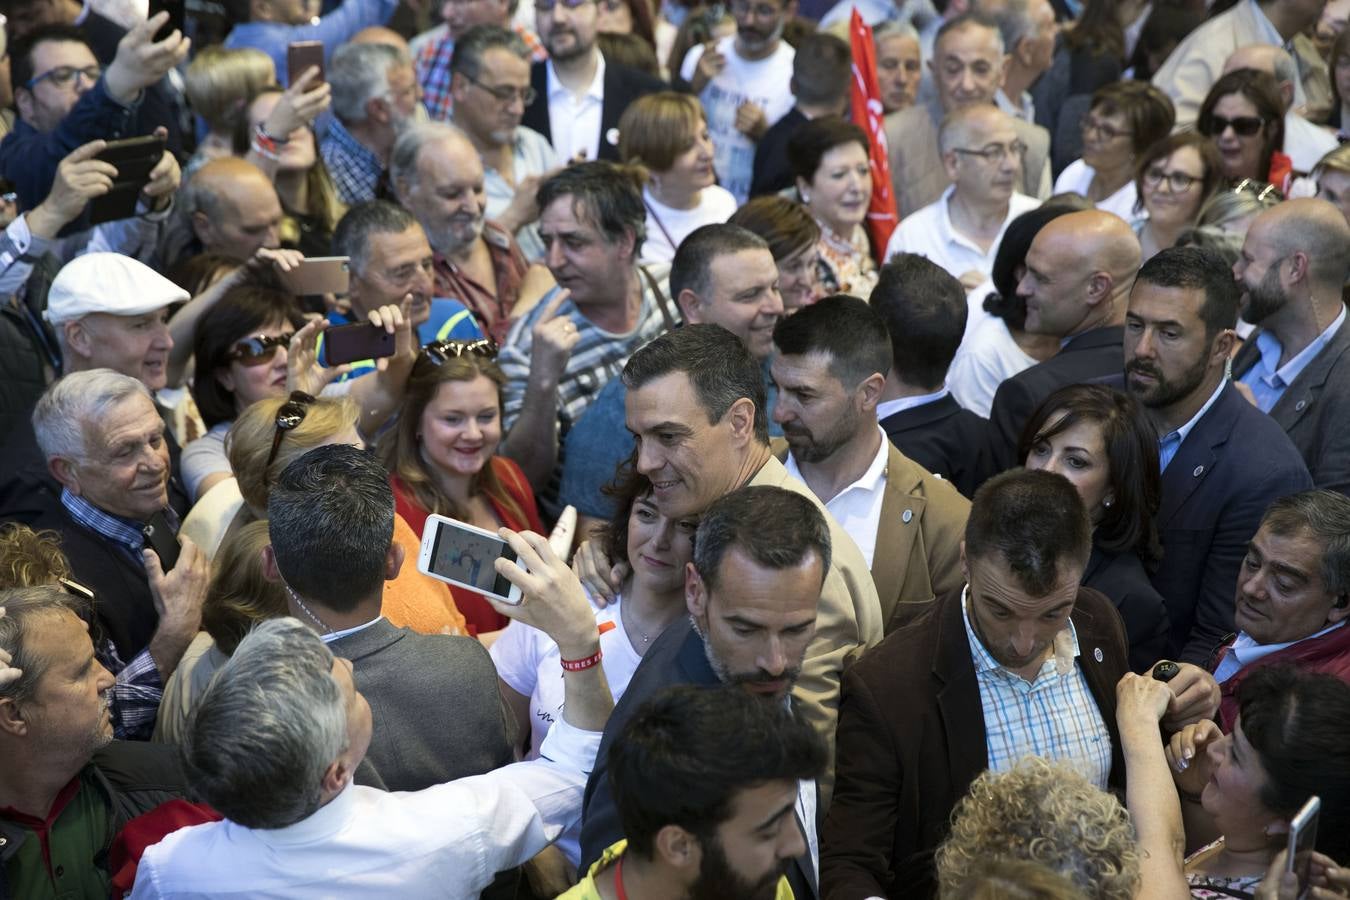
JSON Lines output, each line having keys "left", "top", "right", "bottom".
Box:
{"left": 332, "top": 200, "right": 420, "bottom": 276}
{"left": 983, "top": 201, "right": 1088, "bottom": 326}
{"left": 598, "top": 0, "right": 657, "bottom": 49}
{"left": 536, "top": 161, "right": 647, "bottom": 258}
{"left": 1127, "top": 5, "right": 1205, "bottom": 82}
{"left": 622, "top": 324, "right": 769, "bottom": 444}
{"left": 11, "top": 24, "right": 90, "bottom": 99}
{"left": 191, "top": 283, "right": 306, "bottom": 428}
{"left": 1062, "top": 0, "right": 1125, "bottom": 61}
{"left": 670, "top": 223, "right": 769, "bottom": 302}
{"left": 267, "top": 444, "right": 396, "bottom": 612}
{"left": 728, "top": 196, "right": 821, "bottom": 263}
{"left": 791, "top": 32, "right": 851, "bottom": 109}
{"left": 1134, "top": 245, "right": 1239, "bottom": 340}
{"left": 597, "top": 32, "right": 660, "bottom": 76}
{"left": 602, "top": 467, "right": 655, "bottom": 567}
{"left": 1133, "top": 131, "right": 1224, "bottom": 218}
{"left": 1089, "top": 81, "right": 1175, "bottom": 158}
{"left": 1197, "top": 69, "right": 1286, "bottom": 181}
{"left": 610, "top": 685, "right": 827, "bottom": 858}
{"left": 772, "top": 294, "right": 892, "bottom": 388}
{"left": 450, "top": 24, "right": 528, "bottom": 79}
{"left": 966, "top": 469, "right": 1092, "bottom": 596}
{"left": 871, "top": 254, "right": 966, "bottom": 389}
{"left": 692, "top": 486, "right": 831, "bottom": 592}
{"left": 1017, "top": 385, "right": 1162, "bottom": 567}
{"left": 1260, "top": 491, "right": 1350, "bottom": 599}
{"left": 787, "top": 116, "right": 869, "bottom": 184}
{"left": 1238, "top": 665, "right": 1350, "bottom": 859}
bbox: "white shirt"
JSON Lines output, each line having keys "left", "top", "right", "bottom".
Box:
{"left": 1053, "top": 159, "right": 1144, "bottom": 227}
{"left": 995, "top": 88, "right": 1035, "bottom": 123}
{"left": 1283, "top": 111, "right": 1339, "bottom": 174}
{"left": 876, "top": 387, "right": 950, "bottom": 421}
{"left": 884, "top": 185, "right": 1041, "bottom": 284}
{"left": 639, "top": 184, "right": 739, "bottom": 264}
{"left": 784, "top": 428, "right": 890, "bottom": 569}
{"left": 129, "top": 718, "right": 600, "bottom": 899}
{"left": 546, "top": 51, "right": 606, "bottom": 162}
{"left": 680, "top": 36, "right": 796, "bottom": 204}
{"left": 1214, "top": 621, "right": 1348, "bottom": 683}
{"left": 948, "top": 312, "right": 1037, "bottom": 418}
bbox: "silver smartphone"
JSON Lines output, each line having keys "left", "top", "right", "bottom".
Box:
{"left": 416, "top": 514, "right": 524, "bottom": 604}
{"left": 1287, "top": 795, "right": 1320, "bottom": 900}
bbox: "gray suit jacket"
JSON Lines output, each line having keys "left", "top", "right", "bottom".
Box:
{"left": 1233, "top": 314, "right": 1350, "bottom": 496}
{"left": 883, "top": 98, "right": 1052, "bottom": 217}
{"left": 329, "top": 618, "right": 514, "bottom": 793}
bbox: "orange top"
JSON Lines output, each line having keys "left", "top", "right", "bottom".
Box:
{"left": 381, "top": 512, "right": 470, "bottom": 636}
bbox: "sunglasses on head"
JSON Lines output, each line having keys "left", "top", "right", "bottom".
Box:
{"left": 264, "top": 391, "right": 316, "bottom": 481}
{"left": 227, "top": 333, "right": 294, "bottom": 367}
{"left": 1204, "top": 115, "right": 1266, "bottom": 137}
{"left": 415, "top": 338, "right": 498, "bottom": 373}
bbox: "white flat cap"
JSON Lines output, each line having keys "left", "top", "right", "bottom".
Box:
{"left": 46, "top": 253, "right": 190, "bottom": 324}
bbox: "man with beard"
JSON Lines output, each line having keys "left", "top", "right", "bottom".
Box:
{"left": 322, "top": 42, "right": 423, "bottom": 206}
{"left": 770, "top": 295, "right": 971, "bottom": 634}
{"left": 1232, "top": 198, "right": 1350, "bottom": 494}
{"left": 579, "top": 484, "right": 840, "bottom": 900}
{"left": 1124, "top": 246, "right": 1311, "bottom": 664}
{"left": 561, "top": 685, "right": 827, "bottom": 900}
{"left": 0, "top": 585, "right": 189, "bottom": 896}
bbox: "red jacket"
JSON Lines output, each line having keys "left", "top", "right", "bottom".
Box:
{"left": 1213, "top": 624, "right": 1350, "bottom": 731}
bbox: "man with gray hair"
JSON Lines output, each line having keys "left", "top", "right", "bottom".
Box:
{"left": 989, "top": 0, "right": 1056, "bottom": 124}
{"left": 321, "top": 41, "right": 424, "bottom": 206}
{"left": 873, "top": 21, "right": 924, "bottom": 114}
{"left": 1223, "top": 44, "right": 1338, "bottom": 174}
{"left": 129, "top": 523, "right": 615, "bottom": 896}
{"left": 173, "top": 157, "right": 284, "bottom": 266}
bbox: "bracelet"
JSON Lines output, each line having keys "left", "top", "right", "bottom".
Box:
{"left": 251, "top": 125, "right": 287, "bottom": 160}
{"left": 256, "top": 123, "right": 291, "bottom": 145}
{"left": 560, "top": 648, "right": 603, "bottom": 672}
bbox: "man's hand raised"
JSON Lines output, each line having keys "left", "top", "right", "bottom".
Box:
{"left": 105, "top": 12, "right": 190, "bottom": 105}
{"left": 490, "top": 528, "right": 597, "bottom": 659}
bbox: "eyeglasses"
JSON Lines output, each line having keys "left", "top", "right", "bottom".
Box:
{"left": 1232, "top": 178, "right": 1283, "bottom": 203}
{"left": 264, "top": 391, "right": 316, "bottom": 480}
{"left": 1142, "top": 166, "right": 1200, "bottom": 193}
{"left": 415, "top": 338, "right": 498, "bottom": 375}
{"left": 1080, "top": 115, "right": 1130, "bottom": 142}
{"left": 227, "top": 333, "right": 294, "bottom": 367}
{"left": 26, "top": 65, "right": 102, "bottom": 90}
{"left": 534, "top": 0, "right": 594, "bottom": 12}
{"left": 1203, "top": 115, "right": 1266, "bottom": 137}
{"left": 951, "top": 141, "right": 1027, "bottom": 163}
{"left": 462, "top": 72, "right": 536, "bottom": 106}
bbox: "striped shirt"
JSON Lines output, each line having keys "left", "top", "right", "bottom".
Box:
{"left": 961, "top": 589, "right": 1113, "bottom": 788}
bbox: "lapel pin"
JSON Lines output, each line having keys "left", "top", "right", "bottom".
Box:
{"left": 902, "top": 508, "right": 913, "bottom": 523}
{"left": 1192, "top": 465, "right": 1205, "bottom": 478}
{"left": 1093, "top": 647, "right": 1104, "bottom": 663}
{"left": 606, "top": 127, "right": 620, "bottom": 146}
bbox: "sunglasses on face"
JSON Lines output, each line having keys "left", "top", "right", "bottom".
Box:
{"left": 227, "top": 333, "right": 294, "bottom": 367}
{"left": 414, "top": 338, "right": 498, "bottom": 374}
{"left": 1203, "top": 115, "right": 1266, "bottom": 137}
{"left": 264, "top": 391, "right": 316, "bottom": 481}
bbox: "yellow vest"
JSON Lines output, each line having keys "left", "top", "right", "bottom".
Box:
{"left": 556, "top": 839, "right": 796, "bottom": 899}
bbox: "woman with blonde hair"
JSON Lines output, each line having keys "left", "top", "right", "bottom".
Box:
{"left": 1313, "top": 143, "right": 1350, "bottom": 225}
{"left": 619, "top": 91, "right": 738, "bottom": 264}
{"left": 183, "top": 45, "right": 277, "bottom": 180}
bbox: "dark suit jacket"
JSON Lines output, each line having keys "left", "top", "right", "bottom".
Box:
{"left": 987, "top": 325, "right": 1125, "bottom": 473}
{"left": 1232, "top": 315, "right": 1350, "bottom": 495}
{"left": 328, "top": 617, "right": 513, "bottom": 793}
{"left": 1083, "top": 543, "right": 1169, "bottom": 672}
{"left": 1150, "top": 382, "right": 1312, "bottom": 664}
{"left": 880, "top": 394, "right": 991, "bottom": 499}
{"left": 522, "top": 57, "right": 668, "bottom": 162}
{"left": 81, "top": 10, "right": 187, "bottom": 158}
{"left": 818, "top": 587, "right": 1129, "bottom": 900}
{"left": 751, "top": 106, "right": 807, "bottom": 198}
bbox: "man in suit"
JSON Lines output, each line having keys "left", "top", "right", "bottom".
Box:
{"left": 521, "top": 0, "right": 666, "bottom": 163}
{"left": 770, "top": 295, "right": 970, "bottom": 634}
{"left": 987, "top": 209, "right": 1140, "bottom": 472}
{"left": 883, "top": 13, "right": 1051, "bottom": 218}
{"left": 871, "top": 254, "right": 991, "bottom": 498}
{"left": 579, "top": 485, "right": 834, "bottom": 899}
{"left": 263, "top": 444, "right": 514, "bottom": 792}
{"left": 1232, "top": 198, "right": 1350, "bottom": 495}
{"left": 1124, "top": 246, "right": 1313, "bottom": 664}
{"left": 819, "top": 469, "right": 1215, "bottom": 899}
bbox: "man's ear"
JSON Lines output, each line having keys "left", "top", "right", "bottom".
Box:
{"left": 1211, "top": 328, "right": 1238, "bottom": 368}
{"left": 14, "top": 88, "right": 36, "bottom": 125}
{"left": 1285, "top": 250, "right": 1311, "bottom": 288}
{"left": 857, "top": 372, "right": 886, "bottom": 411}
{"left": 261, "top": 543, "right": 282, "bottom": 583}
{"left": 994, "top": 53, "right": 1009, "bottom": 91}
{"left": 1328, "top": 594, "right": 1350, "bottom": 625}
{"left": 685, "top": 561, "right": 707, "bottom": 617}
{"left": 616, "top": 226, "right": 637, "bottom": 263}
{"left": 319, "top": 757, "right": 355, "bottom": 795}
{"left": 677, "top": 288, "right": 704, "bottom": 323}
{"left": 0, "top": 697, "right": 29, "bottom": 738}
{"left": 48, "top": 455, "right": 81, "bottom": 494}
{"left": 63, "top": 318, "right": 95, "bottom": 362}
{"left": 191, "top": 210, "right": 215, "bottom": 246}
{"left": 1085, "top": 271, "right": 1113, "bottom": 307}
{"left": 654, "top": 823, "right": 702, "bottom": 873}
{"left": 385, "top": 541, "right": 405, "bottom": 581}
{"left": 940, "top": 149, "right": 960, "bottom": 182}
{"left": 365, "top": 94, "right": 392, "bottom": 127}
{"left": 449, "top": 71, "right": 471, "bottom": 106}
{"left": 725, "top": 395, "right": 758, "bottom": 445}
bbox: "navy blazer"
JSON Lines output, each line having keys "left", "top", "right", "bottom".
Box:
{"left": 1150, "top": 382, "right": 1312, "bottom": 664}
{"left": 880, "top": 394, "right": 991, "bottom": 499}
{"left": 1083, "top": 543, "right": 1169, "bottom": 673}
{"left": 522, "top": 57, "right": 668, "bottom": 162}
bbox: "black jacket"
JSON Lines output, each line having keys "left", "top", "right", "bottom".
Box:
{"left": 1082, "top": 543, "right": 1169, "bottom": 672}
{"left": 880, "top": 394, "right": 991, "bottom": 499}
{"left": 522, "top": 56, "right": 668, "bottom": 162}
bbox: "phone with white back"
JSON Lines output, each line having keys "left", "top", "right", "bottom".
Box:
{"left": 417, "top": 514, "right": 523, "bottom": 604}
{"left": 1287, "top": 795, "right": 1320, "bottom": 899}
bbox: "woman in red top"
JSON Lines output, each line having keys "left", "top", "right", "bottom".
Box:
{"left": 380, "top": 339, "right": 543, "bottom": 636}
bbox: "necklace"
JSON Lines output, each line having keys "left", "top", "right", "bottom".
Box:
{"left": 615, "top": 855, "right": 630, "bottom": 900}
{"left": 286, "top": 584, "right": 333, "bottom": 635}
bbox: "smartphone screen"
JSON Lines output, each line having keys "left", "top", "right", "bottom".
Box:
{"left": 426, "top": 520, "right": 519, "bottom": 600}
{"left": 1288, "top": 795, "right": 1320, "bottom": 899}
{"left": 323, "top": 321, "right": 395, "bottom": 366}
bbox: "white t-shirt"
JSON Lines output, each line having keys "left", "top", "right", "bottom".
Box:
{"left": 680, "top": 36, "right": 795, "bottom": 205}
{"left": 948, "top": 311, "right": 1037, "bottom": 418}
{"left": 639, "top": 184, "right": 739, "bottom": 264}
{"left": 1053, "top": 159, "right": 1143, "bottom": 226}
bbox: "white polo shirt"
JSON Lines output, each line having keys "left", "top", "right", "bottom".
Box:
{"left": 785, "top": 427, "right": 890, "bottom": 569}
{"left": 884, "top": 185, "right": 1041, "bottom": 284}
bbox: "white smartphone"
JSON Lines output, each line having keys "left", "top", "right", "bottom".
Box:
{"left": 417, "top": 514, "right": 524, "bottom": 605}
{"left": 1287, "top": 795, "right": 1320, "bottom": 900}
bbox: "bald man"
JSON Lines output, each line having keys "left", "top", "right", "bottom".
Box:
{"left": 179, "top": 157, "right": 283, "bottom": 263}
{"left": 884, "top": 105, "right": 1042, "bottom": 289}
{"left": 986, "top": 209, "right": 1141, "bottom": 470}
{"left": 1233, "top": 198, "right": 1350, "bottom": 494}
{"left": 1224, "top": 44, "right": 1338, "bottom": 173}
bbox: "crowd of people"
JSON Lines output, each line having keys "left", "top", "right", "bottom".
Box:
{"left": 1, "top": 0, "right": 1350, "bottom": 897}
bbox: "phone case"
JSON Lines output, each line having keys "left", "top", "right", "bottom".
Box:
{"left": 323, "top": 322, "right": 396, "bottom": 366}
{"left": 88, "top": 136, "right": 165, "bottom": 225}
{"left": 288, "top": 41, "right": 325, "bottom": 85}
{"left": 417, "top": 514, "right": 523, "bottom": 604}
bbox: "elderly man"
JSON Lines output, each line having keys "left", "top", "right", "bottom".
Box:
{"left": 884, "top": 104, "right": 1041, "bottom": 290}
{"left": 175, "top": 158, "right": 284, "bottom": 266}
{"left": 991, "top": 0, "right": 1057, "bottom": 124}
{"left": 322, "top": 41, "right": 424, "bottom": 206}
{"left": 414, "top": 0, "right": 547, "bottom": 122}
{"left": 0, "top": 585, "right": 190, "bottom": 896}
{"left": 129, "top": 526, "right": 614, "bottom": 897}
{"left": 1233, "top": 198, "right": 1350, "bottom": 494}
{"left": 873, "top": 22, "right": 924, "bottom": 114}
{"left": 1224, "top": 44, "right": 1338, "bottom": 174}
{"left": 884, "top": 13, "right": 1051, "bottom": 218}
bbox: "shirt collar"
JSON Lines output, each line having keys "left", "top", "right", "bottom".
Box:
{"left": 320, "top": 616, "right": 385, "bottom": 644}
{"left": 961, "top": 585, "right": 1081, "bottom": 678}
{"left": 1160, "top": 377, "right": 1228, "bottom": 450}
{"left": 784, "top": 427, "right": 890, "bottom": 499}
{"left": 327, "top": 117, "right": 380, "bottom": 164}
{"left": 876, "top": 387, "right": 949, "bottom": 420}
{"left": 1231, "top": 620, "right": 1347, "bottom": 662}
{"left": 242, "top": 780, "right": 359, "bottom": 845}
{"left": 60, "top": 489, "right": 149, "bottom": 552}
{"left": 546, "top": 51, "right": 605, "bottom": 102}
{"left": 1252, "top": 305, "right": 1347, "bottom": 391}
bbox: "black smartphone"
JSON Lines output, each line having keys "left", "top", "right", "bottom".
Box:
{"left": 142, "top": 514, "right": 181, "bottom": 573}
{"left": 287, "top": 40, "right": 325, "bottom": 86}
{"left": 324, "top": 321, "right": 396, "bottom": 366}
{"left": 148, "top": 0, "right": 184, "bottom": 42}
{"left": 88, "top": 135, "right": 165, "bottom": 225}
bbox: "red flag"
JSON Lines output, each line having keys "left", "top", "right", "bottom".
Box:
{"left": 848, "top": 9, "right": 899, "bottom": 259}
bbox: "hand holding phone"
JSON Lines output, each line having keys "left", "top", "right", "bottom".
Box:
{"left": 278, "top": 256, "right": 350, "bottom": 296}
{"left": 1288, "top": 796, "right": 1321, "bottom": 899}
{"left": 418, "top": 515, "right": 525, "bottom": 604}
{"left": 287, "top": 41, "right": 325, "bottom": 86}
{"left": 87, "top": 135, "right": 166, "bottom": 224}
{"left": 322, "top": 320, "right": 396, "bottom": 366}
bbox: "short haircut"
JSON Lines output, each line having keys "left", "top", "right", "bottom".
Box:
{"left": 990, "top": 0, "right": 1042, "bottom": 54}
{"left": 33, "top": 369, "right": 151, "bottom": 464}
{"left": 183, "top": 617, "right": 348, "bottom": 829}
{"left": 1089, "top": 80, "right": 1175, "bottom": 158}
{"left": 669, "top": 223, "right": 769, "bottom": 302}
{"left": 0, "top": 585, "right": 80, "bottom": 707}
{"left": 536, "top": 161, "right": 647, "bottom": 256}
{"left": 610, "top": 684, "right": 827, "bottom": 858}
{"left": 184, "top": 46, "right": 277, "bottom": 135}
{"left": 786, "top": 116, "right": 869, "bottom": 184}
{"left": 202, "top": 520, "right": 289, "bottom": 655}
{"left": 388, "top": 121, "right": 472, "bottom": 198}
{"left": 772, "top": 293, "right": 892, "bottom": 387}
{"left": 871, "top": 253, "right": 966, "bottom": 389}
{"left": 450, "top": 24, "right": 528, "bottom": 80}
{"left": 871, "top": 20, "right": 921, "bottom": 47}
{"left": 728, "top": 196, "right": 821, "bottom": 263}
{"left": 1134, "top": 131, "right": 1224, "bottom": 219}
{"left": 691, "top": 485, "right": 831, "bottom": 592}
{"left": 966, "top": 469, "right": 1092, "bottom": 596}
{"left": 1133, "top": 246, "right": 1239, "bottom": 340}
{"left": 1260, "top": 491, "right": 1350, "bottom": 599}
{"left": 11, "top": 25, "right": 89, "bottom": 99}
{"left": 622, "top": 324, "right": 769, "bottom": 444}
{"left": 328, "top": 41, "right": 409, "bottom": 124}
{"left": 618, "top": 92, "right": 706, "bottom": 174}
{"left": 267, "top": 444, "right": 396, "bottom": 612}
{"left": 934, "top": 12, "right": 1004, "bottom": 57}
{"left": 332, "top": 200, "right": 420, "bottom": 277}
{"left": 939, "top": 104, "right": 1008, "bottom": 156}
{"left": 791, "top": 33, "right": 851, "bottom": 109}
